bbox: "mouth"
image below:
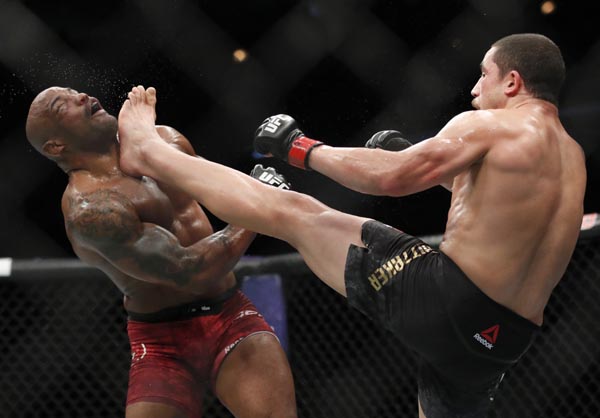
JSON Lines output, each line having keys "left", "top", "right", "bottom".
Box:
{"left": 90, "top": 98, "right": 104, "bottom": 116}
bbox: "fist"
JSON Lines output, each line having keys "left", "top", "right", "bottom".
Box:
{"left": 254, "top": 114, "right": 323, "bottom": 170}
{"left": 365, "top": 130, "right": 413, "bottom": 151}
{"left": 250, "top": 164, "right": 291, "bottom": 190}
{"left": 254, "top": 114, "right": 303, "bottom": 160}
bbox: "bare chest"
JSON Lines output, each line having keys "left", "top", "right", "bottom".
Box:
{"left": 108, "top": 176, "right": 175, "bottom": 229}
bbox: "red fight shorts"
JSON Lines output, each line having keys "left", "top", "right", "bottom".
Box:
{"left": 126, "top": 289, "right": 277, "bottom": 417}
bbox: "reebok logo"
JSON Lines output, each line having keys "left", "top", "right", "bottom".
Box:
{"left": 473, "top": 324, "right": 500, "bottom": 350}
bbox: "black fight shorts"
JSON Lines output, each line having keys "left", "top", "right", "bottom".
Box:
{"left": 344, "top": 220, "right": 540, "bottom": 417}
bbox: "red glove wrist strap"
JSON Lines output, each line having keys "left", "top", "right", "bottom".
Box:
{"left": 288, "top": 137, "right": 324, "bottom": 170}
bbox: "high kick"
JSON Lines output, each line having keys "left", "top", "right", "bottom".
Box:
{"left": 118, "top": 86, "right": 367, "bottom": 296}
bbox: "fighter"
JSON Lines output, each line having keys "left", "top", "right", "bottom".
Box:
{"left": 25, "top": 86, "right": 297, "bottom": 418}
{"left": 116, "top": 33, "right": 586, "bottom": 417}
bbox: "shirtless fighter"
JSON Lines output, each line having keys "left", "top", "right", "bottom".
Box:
{"left": 116, "top": 33, "right": 586, "bottom": 417}
{"left": 25, "top": 87, "right": 297, "bottom": 418}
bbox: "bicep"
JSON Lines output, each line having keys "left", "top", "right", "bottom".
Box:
{"left": 382, "top": 112, "right": 492, "bottom": 194}
{"left": 102, "top": 223, "right": 206, "bottom": 288}
{"left": 67, "top": 191, "right": 204, "bottom": 288}
{"left": 412, "top": 113, "right": 491, "bottom": 185}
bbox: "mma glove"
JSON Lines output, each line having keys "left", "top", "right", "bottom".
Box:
{"left": 365, "top": 130, "right": 413, "bottom": 151}
{"left": 250, "top": 164, "right": 291, "bottom": 190}
{"left": 254, "top": 114, "right": 323, "bottom": 170}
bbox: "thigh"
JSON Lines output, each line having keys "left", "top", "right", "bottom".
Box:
{"left": 278, "top": 193, "right": 370, "bottom": 296}
{"left": 127, "top": 321, "right": 204, "bottom": 418}
{"left": 215, "top": 332, "right": 297, "bottom": 418}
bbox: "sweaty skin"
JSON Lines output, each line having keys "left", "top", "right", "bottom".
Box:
{"left": 308, "top": 47, "right": 586, "bottom": 325}
{"left": 116, "top": 41, "right": 586, "bottom": 418}
{"left": 118, "top": 54, "right": 585, "bottom": 327}
{"left": 26, "top": 87, "right": 297, "bottom": 418}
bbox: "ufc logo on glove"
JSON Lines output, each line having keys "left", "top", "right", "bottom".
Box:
{"left": 264, "top": 117, "right": 283, "bottom": 133}
{"left": 257, "top": 172, "right": 289, "bottom": 189}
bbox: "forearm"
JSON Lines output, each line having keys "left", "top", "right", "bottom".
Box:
{"left": 188, "top": 225, "right": 257, "bottom": 280}
{"left": 132, "top": 226, "right": 254, "bottom": 294}
{"left": 308, "top": 145, "right": 394, "bottom": 195}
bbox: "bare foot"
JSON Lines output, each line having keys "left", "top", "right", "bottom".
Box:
{"left": 118, "top": 85, "right": 163, "bottom": 177}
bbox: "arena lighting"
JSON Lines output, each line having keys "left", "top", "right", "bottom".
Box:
{"left": 541, "top": 0, "right": 557, "bottom": 15}
{"left": 233, "top": 48, "right": 248, "bottom": 63}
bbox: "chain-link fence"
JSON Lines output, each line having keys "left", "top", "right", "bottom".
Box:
{"left": 1, "top": 226, "right": 599, "bottom": 418}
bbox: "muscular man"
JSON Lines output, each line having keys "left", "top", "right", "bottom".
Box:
{"left": 25, "top": 87, "right": 297, "bottom": 418}
{"left": 116, "top": 33, "right": 586, "bottom": 417}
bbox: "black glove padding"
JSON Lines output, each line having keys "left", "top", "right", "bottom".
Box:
{"left": 254, "top": 114, "right": 323, "bottom": 169}
{"left": 365, "top": 130, "right": 413, "bottom": 151}
{"left": 250, "top": 164, "right": 291, "bottom": 190}
{"left": 254, "top": 114, "right": 304, "bottom": 160}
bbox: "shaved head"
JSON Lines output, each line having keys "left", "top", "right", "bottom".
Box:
{"left": 25, "top": 87, "right": 61, "bottom": 153}
{"left": 24, "top": 87, "right": 118, "bottom": 169}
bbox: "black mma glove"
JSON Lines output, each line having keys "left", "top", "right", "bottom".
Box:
{"left": 250, "top": 164, "right": 291, "bottom": 190}
{"left": 365, "top": 130, "right": 413, "bottom": 151}
{"left": 254, "top": 114, "right": 323, "bottom": 170}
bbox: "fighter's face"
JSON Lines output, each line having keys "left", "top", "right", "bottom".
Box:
{"left": 40, "top": 87, "right": 117, "bottom": 150}
{"left": 470, "top": 48, "right": 506, "bottom": 110}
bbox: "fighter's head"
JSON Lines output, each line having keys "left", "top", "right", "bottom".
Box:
{"left": 471, "top": 33, "right": 565, "bottom": 110}
{"left": 25, "top": 87, "right": 118, "bottom": 170}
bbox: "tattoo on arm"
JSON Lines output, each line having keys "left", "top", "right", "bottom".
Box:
{"left": 66, "top": 190, "right": 141, "bottom": 245}
{"left": 66, "top": 190, "right": 202, "bottom": 287}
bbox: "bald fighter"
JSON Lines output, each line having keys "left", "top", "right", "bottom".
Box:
{"left": 25, "top": 87, "right": 296, "bottom": 418}
{"left": 117, "top": 33, "right": 586, "bottom": 417}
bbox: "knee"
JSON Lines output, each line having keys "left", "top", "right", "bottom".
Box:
{"left": 270, "top": 190, "right": 326, "bottom": 225}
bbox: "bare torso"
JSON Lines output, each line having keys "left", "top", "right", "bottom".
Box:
{"left": 61, "top": 127, "right": 238, "bottom": 313}
{"left": 440, "top": 104, "right": 586, "bottom": 324}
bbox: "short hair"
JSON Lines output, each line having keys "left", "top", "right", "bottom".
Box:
{"left": 492, "top": 33, "right": 565, "bottom": 105}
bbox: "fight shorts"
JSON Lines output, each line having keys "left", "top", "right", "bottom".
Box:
{"left": 345, "top": 220, "right": 540, "bottom": 417}
{"left": 126, "top": 289, "right": 277, "bottom": 418}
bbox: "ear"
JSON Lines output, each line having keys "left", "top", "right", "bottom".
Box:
{"left": 42, "top": 139, "right": 66, "bottom": 157}
{"left": 504, "top": 70, "right": 523, "bottom": 97}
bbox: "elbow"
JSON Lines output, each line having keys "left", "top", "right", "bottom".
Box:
{"left": 374, "top": 166, "right": 443, "bottom": 197}
{"left": 358, "top": 168, "right": 399, "bottom": 196}
{"left": 373, "top": 173, "right": 412, "bottom": 197}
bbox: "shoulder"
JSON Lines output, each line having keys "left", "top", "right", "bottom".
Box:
{"left": 443, "top": 110, "right": 507, "bottom": 134}
{"left": 438, "top": 110, "right": 520, "bottom": 148}
{"left": 156, "top": 125, "right": 196, "bottom": 156}
{"left": 64, "top": 189, "right": 141, "bottom": 246}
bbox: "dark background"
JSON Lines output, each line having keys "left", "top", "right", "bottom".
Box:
{"left": 1, "top": 0, "right": 598, "bottom": 259}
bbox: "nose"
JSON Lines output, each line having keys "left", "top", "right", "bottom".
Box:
{"left": 471, "top": 79, "right": 481, "bottom": 98}
{"left": 76, "top": 93, "right": 89, "bottom": 105}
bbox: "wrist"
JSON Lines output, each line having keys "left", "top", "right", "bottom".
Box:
{"left": 288, "top": 136, "right": 324, "bottom": 170}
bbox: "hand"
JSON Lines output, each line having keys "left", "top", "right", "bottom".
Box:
{"left": 365, "top": 130, "right": 413, "bottom": 151}
{"left": 250, "top": 164, "right": 291, "bottom": 190}
{"left": 254, "top": 114, "right": 323, "bottom": 170}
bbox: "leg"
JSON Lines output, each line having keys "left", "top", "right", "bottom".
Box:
{"left": 126, "top": 402, "right": 188, "bottom": 418}
{"left": 118, "top": 86, "right": 369, "bottom": 296}
{"left": 418, "top": 398, "right": 427, "bottom": 418}
{"left": 215, "top": 333, "right": 297, "bottom": 418}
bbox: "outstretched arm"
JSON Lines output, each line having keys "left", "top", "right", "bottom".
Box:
{"left": 66, "top": 189, "right": 255, "bottom": 294}
{"left": 254, "top": 112, "right": 493, "bottom": 196}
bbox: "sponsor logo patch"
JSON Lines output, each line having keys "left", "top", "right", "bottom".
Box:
{"left": 473, "top": 324, "right": 500, "bottom": 350}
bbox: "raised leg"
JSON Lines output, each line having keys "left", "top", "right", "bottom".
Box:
{"left": 118, "top": 86, "right": 369, "bottom": 296}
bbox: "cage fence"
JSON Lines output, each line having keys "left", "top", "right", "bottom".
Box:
{"left": 1, "top": 225, "right": 599, "bottom": 418}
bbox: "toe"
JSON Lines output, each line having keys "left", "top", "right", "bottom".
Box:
{"left": 146, "top": 87, "right": 157, "bottom": 105}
